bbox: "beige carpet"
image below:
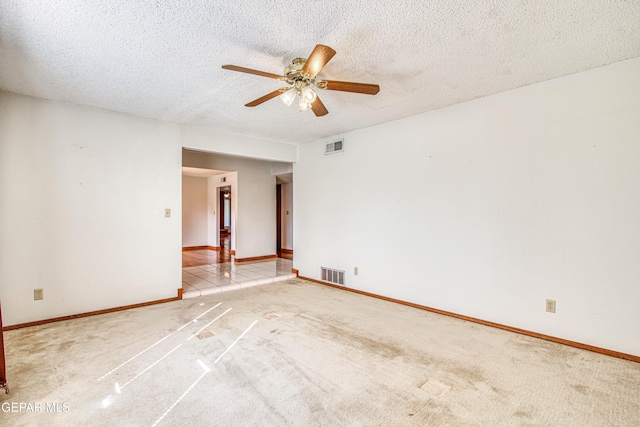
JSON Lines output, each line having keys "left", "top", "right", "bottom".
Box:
{"left": 2, "top": 279, "right": 639, "bottom": 426}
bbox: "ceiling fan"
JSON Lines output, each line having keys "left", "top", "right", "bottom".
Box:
{"left": 222, "top": 44, "right": 380, "bottom": 117}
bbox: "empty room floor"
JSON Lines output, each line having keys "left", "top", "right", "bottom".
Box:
{"left": 2, "top": 278, "right": 639, "bottom": 426}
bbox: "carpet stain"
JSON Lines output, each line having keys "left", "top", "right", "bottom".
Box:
{"left": 507, "top": 334, "right": 578, "bottom": 363}
{"left": 571, "top": 384, "right": 589, "bottom": 394}
{"left": 197, "top": 330, "right": 215, "bottom": 339}
{"left": 420, "top": 378, "right": 452, "bottom": 396}
{"left": 447, "top": 364, "right": 486, "bottom": 385}
{"left": 315, "top": 320, "right": 405, "bottom": 360}
{"left": 263, "top": 312, "right": 280, "bottom": 320}
{"left": 514, "top": 409, "right": 534, "bottom": 419}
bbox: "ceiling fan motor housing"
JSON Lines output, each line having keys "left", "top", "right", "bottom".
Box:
{"left": 284, "top": 58, "right": 314, "bottom": 85}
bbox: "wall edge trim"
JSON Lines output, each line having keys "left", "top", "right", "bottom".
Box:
{"left": 182, "top": 246, "right": 220, "bottom": 251}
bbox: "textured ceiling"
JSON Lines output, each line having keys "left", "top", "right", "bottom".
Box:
{"left": 1, "top": 1, "right": 639, "bottom": 145}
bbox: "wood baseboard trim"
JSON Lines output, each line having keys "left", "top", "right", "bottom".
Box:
{"left": 230, "top": 249, "right": 236, "bottom": 255}
{"left": 234, "top": 254, "right": 278, "bottom": 263}
{"left": 298, "top": 276, "right": 640, "bottom": 364}
{"left": 281, "top": 249, "right": 294, "bottom": 254}
{"left": 3, "top": 290, "right": 183, "bottom": 331}
{"left": 182, "top": 245, "right": 220, "bottom": 251}
{"left": 292, "top": 268, "right": 299, "bottom": 277}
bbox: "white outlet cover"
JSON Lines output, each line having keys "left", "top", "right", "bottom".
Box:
{"left": 546, "top": 299, "right": 556, "bottom": 313}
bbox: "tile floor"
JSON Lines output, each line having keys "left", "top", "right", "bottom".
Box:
{"left": 182, "top": 258, "right": 296, "bottom": 298}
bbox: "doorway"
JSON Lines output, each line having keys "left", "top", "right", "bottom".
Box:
{"left": 276, "top": 184, "right": 282, "bottom": 257}
{"left": 276, "top": 174, "right": 293, "bottom": 260}
{"left": 219, "top": 185, "right": 231, "bottom": 255}
{"left": 181, "top": 167, "right": 235, "bottom": 267}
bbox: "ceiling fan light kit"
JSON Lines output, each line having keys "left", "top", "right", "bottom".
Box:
{"left": 299, "top": 98, "right": 311, "bottom": 112}
{"left": 300, "top": 86, "right": 317, "bottom": 104}
{"left": 280, "top": 87, "right": 296, "bottom": 106}
{"left": 222, "top": 44, "right": 380, "bottom": 117}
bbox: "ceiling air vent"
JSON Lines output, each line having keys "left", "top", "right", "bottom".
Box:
{"left": 321, "top": 267, "right": 345, "bottom": 285}
{"left": 325, "top": 139, "right": 343, "bottom": 155}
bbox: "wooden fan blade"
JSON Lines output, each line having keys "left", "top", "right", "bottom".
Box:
{"left": 311, "top": 95, "right": 328, "bottom": 117}
{"left": 222, "top": 64, "right": 282, "bottom": 80}
{"left": 323, "top": 80, "right": 380, "bottom": 95}
{"left": 301, "top": 44, "right": 336, "bottom": 78}
{"left": 245, "top": 89, "right": 283, "bottom": 107}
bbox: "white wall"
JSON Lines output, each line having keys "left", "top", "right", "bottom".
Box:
{"left": 183, "top": 150, "right": 277, "bottom": 259}
{"left": 181, "top": 125, "right": 296, "bottom": 163}
{"left": 294, "top": 57, "right": 640, "bottom": 357}
{"left": 281, "top": 182, "right": 293, "bottom": 250}
{"left": 0, "top": 90, "right": 296, "bottom": 326}
{"left": 0, "top": 92, "right": 182, "bottom": 326}
{"left": 182, "top": 175, "right": 208, "bottom": 247}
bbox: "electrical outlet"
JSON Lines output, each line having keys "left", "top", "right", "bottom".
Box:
{"left": 34, "top": 288, "right": 44, "bottom": 300}
{"left": 164, "top": 208, "right": 171, "bottom": 218}
{"left": 354, "top": 267, "right": 359, "bottom": 276}
{"left": 546, "top": 299, "right": 556, "bottom": 313}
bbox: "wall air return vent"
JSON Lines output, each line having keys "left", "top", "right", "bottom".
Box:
{"left": 321, "top": 267, "right": 345, "bottom": 285}
{"left": 325, "top": 139, "right": 344, "bottom": 155}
